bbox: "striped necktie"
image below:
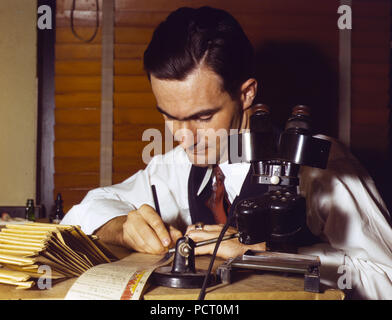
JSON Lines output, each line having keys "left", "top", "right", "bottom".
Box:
{"left": 205, "top": 165, "right": 231, "bottom": 224}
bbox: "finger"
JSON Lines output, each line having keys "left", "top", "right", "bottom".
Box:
{"left": 201, "top": 224, "right": 238, "bottom": 234}
{"left": 127, "top": 210, "right": 167, "bottom": 254}
{"left": 187, "top": 230, "right": 221, "bottom": 243}
{"left": 193, "top": 238, "right": 240, "bottom": 257}
{"left": 138, "top": 204, "right": 171, "bottom": 247}
{"left": 247, "top": 242, "right": 267, "bottom": 252}
{"left": 194, "top": 238, "right": 244, "bottom": 259}
{"left": 194, "top": 244, "right": 215, "bottom": 256}
{"left": 186, "top": 229, "right": 237, "bottom": 244}
{"left": 123, "top": 217, "right": 156, "bottom": 253}
{"left": 186, "top": 224, "right": 218, "bottom": 233}
{"left": 185, "top": 225, "right": 193, "bottom": 234}
{"left": 133, "top": 220, "right": 167, "bottom": 254}
{"left": 186, "top": 224, "right": 237, "bottom": 234}
{"left": 169, "top": 225, "right": 183, "bottom": 247}
{"left": 124, "top": 226, "right": 155, "bottom": 253}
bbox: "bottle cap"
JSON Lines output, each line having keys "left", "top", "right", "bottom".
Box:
{"left": 292, "top": 105, "right": 310, "bottom": 117}
{"left": 252, "top": 103, "right": 270, "bottom": 115}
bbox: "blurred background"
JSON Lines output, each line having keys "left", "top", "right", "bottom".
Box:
{"left": 0, "top": 0, "right": 390, "bottom": 216}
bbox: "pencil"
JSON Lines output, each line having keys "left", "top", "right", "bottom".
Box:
{"left": 151, "top": 185, "right": 162, "bottom": 217}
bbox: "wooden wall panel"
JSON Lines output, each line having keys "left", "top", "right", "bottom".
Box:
{"left": 56, "top": 27, "right": 102, "bottom": 43}
{"left": 55, "top": 125, "right": 100, "bottom": 140}
{"left": 55, "top": 43, "right": 102, "bottom": 60}
{"left": 56, "top": 76, "right": 102, "bottom": 92}
{"left": 55, "top": 2, "right": 102, "bottom": 213}
{"left": 350, "top": 0, "right": 391, "bottom": 210}
{"left": 55, "top": 173, "right": 100, "bottom": 188}
{"left": 114, "top": 60, "right": 145, "bottom": 75}
{"left": 56, "top": 61, "right": 101, "bottom": 75}
{"left": 114, "top": 93, "right": 156, "bottom": 108}
{"left": 351, "top": 0, "right": 390, "bottom": 149}
{"left": 55, "top": 157, "right": 100, "bottom": 173}
{"left": 114, "top": 44, "right": 146, "bottom": 59}
{"left": 56, "top": 93, "right": 101, "bottom": 108}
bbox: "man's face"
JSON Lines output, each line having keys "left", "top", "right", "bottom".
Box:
{"left": 150, "top": 66, "right": 245, "bottom": 166}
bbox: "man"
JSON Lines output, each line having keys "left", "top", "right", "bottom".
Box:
{"left": 62, "top": 7, "right": 392, "bottom": 299}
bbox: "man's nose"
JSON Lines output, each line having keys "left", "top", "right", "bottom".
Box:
{"left": 173, "top": 121, "right": 196, "bottom": 148}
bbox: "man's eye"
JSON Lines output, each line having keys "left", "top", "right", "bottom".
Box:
{"left": 197, "top": 115, "right": 213, "bottom": 122}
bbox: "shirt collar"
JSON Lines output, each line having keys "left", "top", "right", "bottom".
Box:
{"left": 196, "top": 161, "right": 250, "bottom": 198}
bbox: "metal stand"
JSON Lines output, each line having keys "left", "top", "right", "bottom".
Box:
{"left": 151, "top": 236, "right": 217, "bottom": 289}
{"left": 217, "top": 250, "right": 321, "bottom": 293}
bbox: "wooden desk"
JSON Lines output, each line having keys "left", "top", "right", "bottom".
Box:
{"left": 0, "top": 249, "right": 344, "bottom": 300}
{"left": 144, "top": 255, "right": 344, "bottom": 300}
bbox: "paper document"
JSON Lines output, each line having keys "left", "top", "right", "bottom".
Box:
{"left": 65, "top": 253, "right": 173, "bottom": 300}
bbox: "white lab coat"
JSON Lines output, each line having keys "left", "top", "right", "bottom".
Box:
{"left": 62, "top": 137, "right": 392, "bottom": 299}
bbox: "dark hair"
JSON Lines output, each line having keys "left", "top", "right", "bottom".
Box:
{"left": 143, "top": 6, "right": 254, "bottom": 98}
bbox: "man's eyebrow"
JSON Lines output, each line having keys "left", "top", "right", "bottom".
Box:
{"left": 156, "top": 105, "right": 222, "bottom": 121}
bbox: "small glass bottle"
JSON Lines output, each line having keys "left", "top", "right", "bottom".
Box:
{"left": 25, "top": 199, "right": 35, "bottom": 222}
{"left": 51, "top": 193, "right": 64, "bottom": 224}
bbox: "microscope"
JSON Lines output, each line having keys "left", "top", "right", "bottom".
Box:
{"left": 152, "top": 104, "right": 331, "bottom": 293}
{"left": 230, "top": 104, "right": 330, "bottom": 252}
{"left": 214, "top": 104, "right": 331, "bottom": 292}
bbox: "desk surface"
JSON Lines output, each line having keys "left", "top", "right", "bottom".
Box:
{"left": 0, "top": 247, "right": 344, "bottom": 300}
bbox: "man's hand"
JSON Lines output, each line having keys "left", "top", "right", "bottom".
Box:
{"left": 123, "top": 204, "right": 182, "bottom": 254}
{"left": 95, "top": 204, "right": 182, "bottom": 254}
{"left": 186, "top": 224, "right": 266, "bottom": 260}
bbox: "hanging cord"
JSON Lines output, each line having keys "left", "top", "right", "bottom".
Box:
{"left": 197, "top": 214, "right": 234, "bottom": 300}
{"left": 70, "top": 0, "right": 99, "bottom": 43}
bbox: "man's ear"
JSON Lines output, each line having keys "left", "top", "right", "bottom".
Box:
{"left": 240, "top": 78, "right": 258, "bottom": 111}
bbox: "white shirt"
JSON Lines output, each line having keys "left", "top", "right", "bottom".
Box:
{"left": 62, "top": 137, "right": 392, "bottom": 299}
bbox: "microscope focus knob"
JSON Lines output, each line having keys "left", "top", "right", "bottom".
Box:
{"left": 270, "top": 176, "right": 280, "bottom": 185}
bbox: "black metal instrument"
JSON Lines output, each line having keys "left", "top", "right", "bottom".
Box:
{"left": 229, "top": 104, "right": 331, "bottom": 252}
{"left": 152, "top": 236, "right": 218, "bottom": 288}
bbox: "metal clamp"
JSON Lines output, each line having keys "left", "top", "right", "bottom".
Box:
{"left": 216, "top": 250, "right": 321, "bottom": 293}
